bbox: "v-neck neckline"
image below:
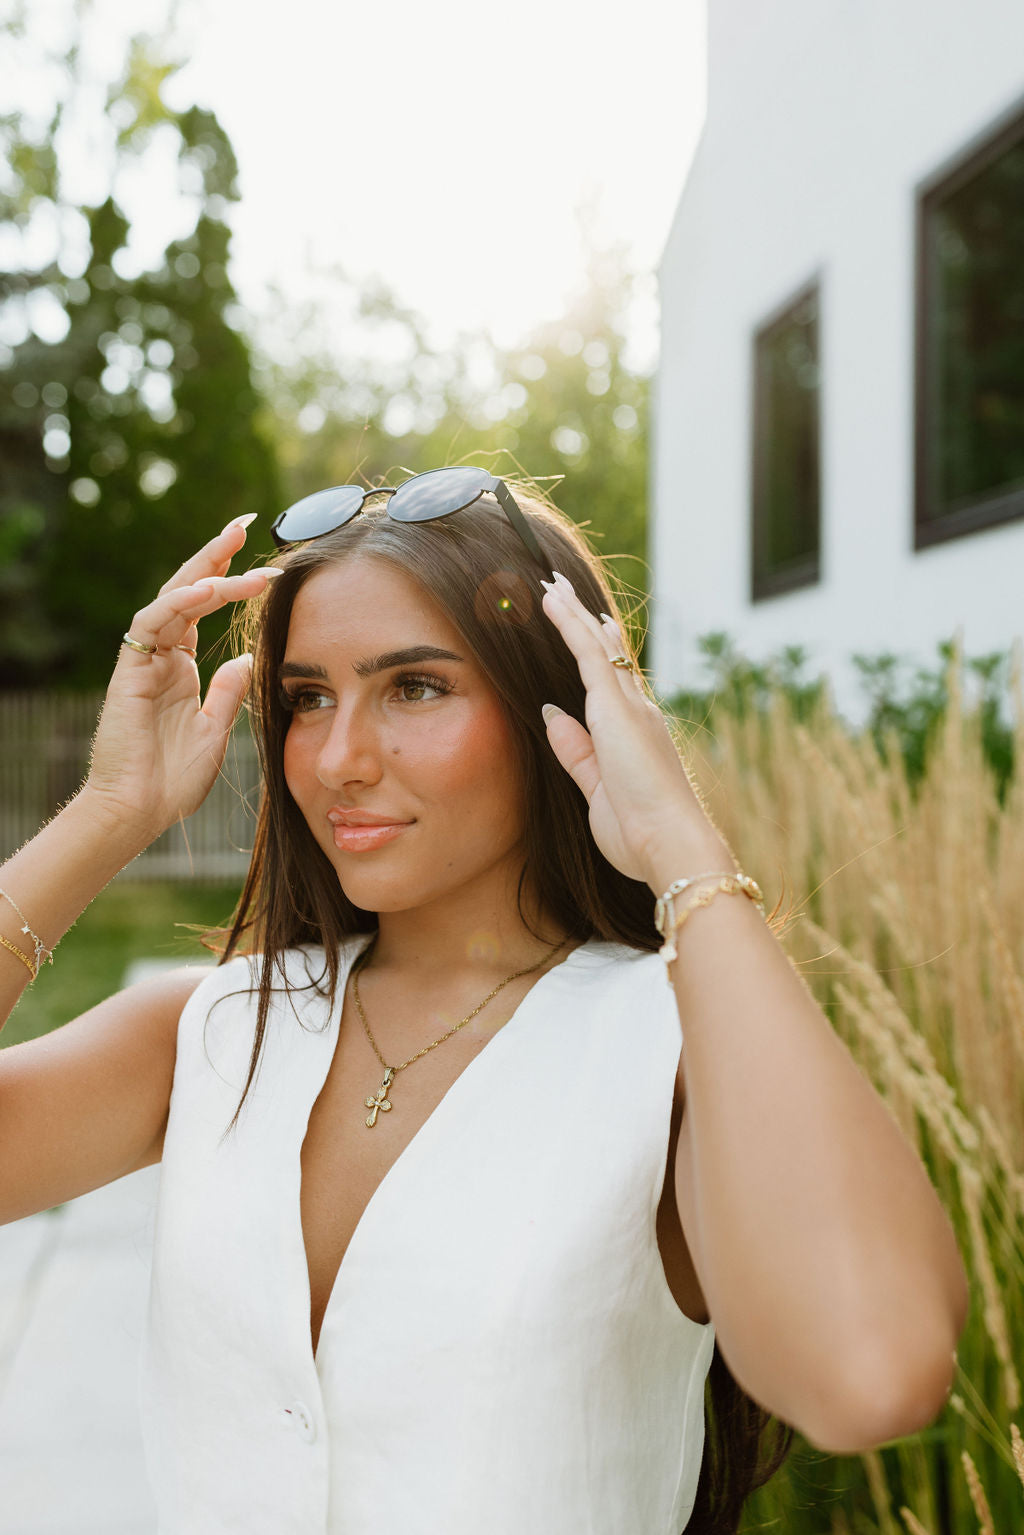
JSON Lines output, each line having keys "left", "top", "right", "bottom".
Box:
{"left": 303, "top": 932, "right": 601, "bottom": 1367}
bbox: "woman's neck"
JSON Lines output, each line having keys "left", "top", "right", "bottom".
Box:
{"left": 366, "top": 883, "right": 573, "bottom": 985}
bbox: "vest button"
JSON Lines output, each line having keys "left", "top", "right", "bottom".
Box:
{"left": 282, "top": 1399, "right": 318, "bottom": 1444}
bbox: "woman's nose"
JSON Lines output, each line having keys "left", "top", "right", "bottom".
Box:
{"left": 315, "top": 704, "right": 383, "bottom": 790}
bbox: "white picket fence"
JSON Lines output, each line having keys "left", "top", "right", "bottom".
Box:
{"left": 0, "top": 692, "right": 261, "bottom": 882}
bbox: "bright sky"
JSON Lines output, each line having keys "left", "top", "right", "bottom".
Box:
{"left": 12, "top": 0, "right": 707, "bottom": 369}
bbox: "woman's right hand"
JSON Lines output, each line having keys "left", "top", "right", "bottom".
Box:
{"left": 82, "top": 516, "right": 280, "bottom": 844}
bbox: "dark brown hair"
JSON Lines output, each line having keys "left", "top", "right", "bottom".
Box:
{"left": 219, "top": 480, "right": 793, "bottom": 1532}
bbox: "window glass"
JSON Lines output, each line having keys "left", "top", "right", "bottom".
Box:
{"left": 919, "top": 112, "right": 1024, "bottom": 539}
{"left": 752, "top": 286, "right": 821, "bottom": 598}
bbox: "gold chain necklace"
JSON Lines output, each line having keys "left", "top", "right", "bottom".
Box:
{"left": 351, "top": 935, "right": 571, "bottom": 1128}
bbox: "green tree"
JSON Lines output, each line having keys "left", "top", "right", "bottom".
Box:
{"left": 0, "top": 14, "right": 280, "bottom": 687}
{"left": 256, "top": 241, "right": 650, "bottom": 606}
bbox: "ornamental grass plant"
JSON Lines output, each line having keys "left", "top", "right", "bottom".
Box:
{"left": 666, "top": 636, "right": 1024, "bottom": 1533}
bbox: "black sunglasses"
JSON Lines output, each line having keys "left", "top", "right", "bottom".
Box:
{"left": 270, "top": 466, "right": 554, "bottom": 578}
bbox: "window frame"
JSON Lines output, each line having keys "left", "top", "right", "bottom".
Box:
{"left": 914, "top": 96, "right": 1024, "bottom": 550}
{"left": 750, "top": 276, "right": 823, "bottom": 602}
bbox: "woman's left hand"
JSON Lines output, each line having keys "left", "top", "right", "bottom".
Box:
{"left": 540, "top": 572, "right": 733, "bottom": 889}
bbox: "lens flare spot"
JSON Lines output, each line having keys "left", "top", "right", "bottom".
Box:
{"left": 466, "top": 930, "right": 502, "bottom": 964}
{"left": 474, "top": 570, "right": 534, "bottom": 627}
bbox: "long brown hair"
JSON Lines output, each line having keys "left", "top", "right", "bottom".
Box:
{"left": 220, "top": 479, "right": 793, "bottom": 1532}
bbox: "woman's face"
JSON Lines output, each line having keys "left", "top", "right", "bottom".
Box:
{"left": 280, "top": 553, "right": 527, "bottom": 918}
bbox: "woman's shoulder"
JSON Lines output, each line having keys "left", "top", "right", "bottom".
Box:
{"left": 556, "top": 935, "right": 668, "bottom": 1004}
{"left": 179, "top": 932, "right": 375, "bottom": 1013}
{"left": 570, "top": 935, "right": 663, "bottom": 974}
{"left": 542, "top": 935, "right": 681, "bottom": 1063}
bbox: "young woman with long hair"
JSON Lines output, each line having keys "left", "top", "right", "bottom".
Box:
{"left": 0, "top": 468, "right": 968, "bottom": 1533}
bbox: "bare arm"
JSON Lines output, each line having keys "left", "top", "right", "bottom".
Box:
{"left": 537, "top": 574, "right": 969, "bottom": 1458}
{"left": 0, "top": 517, "right": 276, "bottom": 1220}
{"left": 0, "top": 786, "right": 197, "bottom": 1222}
{"left": 0, "top": 964, "right": 206, "bottom": 1224}
{"left": 659, "top": 825, "right": 969, "bottom": 1456}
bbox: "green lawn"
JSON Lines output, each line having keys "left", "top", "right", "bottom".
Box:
{"left": 1, "top": 881, "right": 242, "bottom": 1048}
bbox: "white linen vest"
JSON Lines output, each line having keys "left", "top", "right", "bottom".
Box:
{"left": 140, "top": 934, "right": 716, "bottom": 1534}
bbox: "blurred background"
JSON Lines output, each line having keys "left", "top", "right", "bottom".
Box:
{"left": 2, "top": 0, "right": 1024, "bottom": 1532}
{"left": 2, "top": 0, "right": 699, "bottom": 699}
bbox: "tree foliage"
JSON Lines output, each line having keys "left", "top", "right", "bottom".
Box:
{"left": 664, "top": 630, "right": 1018, "bottom": 800}
{"left": 1, "top": 10, "right": 650, "bottom": 689}
{"left": 256, "top": 242, "right": 651, "bottom": 606}
{"left": 0, "top": 13, "right": 280, "bottom": 687}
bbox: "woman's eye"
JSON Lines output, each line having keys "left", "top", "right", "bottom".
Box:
{"left": 395, "top": 673, "right": 452, "bottom": 703}
{"left": 280, "top": 686, "right": 333, "bottom": 714}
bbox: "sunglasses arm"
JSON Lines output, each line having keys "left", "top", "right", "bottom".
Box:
{"left": 492, "top": 481, "right": 556, "bottom": 580}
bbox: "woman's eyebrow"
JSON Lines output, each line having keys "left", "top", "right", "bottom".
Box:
{"left": 278, "top": 660, "right": 329, "bottom": 681}
{"left": 351, "top": 645, "right": 464, "bottom": 677}
{"left": 278, "top": 645, "right": 464, "bottom": 683}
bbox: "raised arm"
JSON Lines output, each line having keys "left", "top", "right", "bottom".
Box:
{"left": 0, "top": 517, "right": 277, "bottom": 1221}
{"left": 538, "top": 570, "right": 969, "bottom": 1456}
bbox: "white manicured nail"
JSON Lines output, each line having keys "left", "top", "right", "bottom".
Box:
{"left": 222, "top": 513, "right": 258, "bottom": 534}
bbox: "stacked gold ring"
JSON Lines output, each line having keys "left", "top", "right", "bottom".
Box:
{"left": 122, "top": 633, "right": 158, "bottom": 655}
{"left": 121, "top": 634, "right": 198, "bottom": 657}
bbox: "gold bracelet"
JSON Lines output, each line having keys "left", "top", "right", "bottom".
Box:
{"left": 0, "top": 931, "right": 37, "bottom": 981}
{"left": 655, "top": 871, "right": 765, "bottom": 970}
{"left": 0, "top": 887, "right": 54, "bottom": 973}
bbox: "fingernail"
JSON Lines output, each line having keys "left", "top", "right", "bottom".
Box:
{"left": 539, "top": 577, "right": 555, "bottom": 592}
{"left": 601, "top": 613, "right": 621, "bottom": 637}
{"left": 259, "top": 566, "right": 284, "bottom": 578}
{"left": 222, "top": 513, "right": 258, "bottom": 534}
{"left": 552, "top": 571, "right": 575, "bottom": 594}
{"left": 541, "top": 703, "right": 565, "bottom": 725}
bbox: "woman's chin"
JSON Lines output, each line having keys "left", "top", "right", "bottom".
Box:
{"left": 328, "top": 857, "right": 440, "bottom": 915}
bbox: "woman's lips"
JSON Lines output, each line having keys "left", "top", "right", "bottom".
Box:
{"left": 330, "top": 821, "right": 411, "bottom": 852}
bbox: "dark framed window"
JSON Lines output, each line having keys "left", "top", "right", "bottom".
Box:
{"left": 751, "top": 282, "right": 821, "bottom": 600}
{"left": 916, "top": 101, "right": 1024, "bottom": 548}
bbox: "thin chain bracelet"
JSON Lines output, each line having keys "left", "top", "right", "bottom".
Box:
{"left": 0, "top": 931, "right": 38, "bottom": 980}
{"left": 0, "top": 886, "right": 55, "bottom": 976}
{"left": 654, "top": 870, "right": 739, "bottom": 937}
{"left": 654, "top": 870, "right": 765, "bottom": 973}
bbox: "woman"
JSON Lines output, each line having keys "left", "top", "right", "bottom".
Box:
{"left": 0, "top": 468, "right": 968, "bottom": 1534}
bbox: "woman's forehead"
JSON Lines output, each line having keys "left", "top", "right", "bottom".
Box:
{"left": 286, "top": 556, "right": 461, "bottom": 650}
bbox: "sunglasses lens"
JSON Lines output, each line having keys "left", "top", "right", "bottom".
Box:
{"left": 388, "top": 465, "right": 495, "bottom": 523}
{"left": 271, "top": 486, "right": 367, "bottom": 545}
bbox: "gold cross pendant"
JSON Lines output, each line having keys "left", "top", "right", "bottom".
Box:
{"left": 364, "top": 1067, "right": 395, "bottom": 1128}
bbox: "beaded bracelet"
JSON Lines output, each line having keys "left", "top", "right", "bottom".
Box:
{"left": 654, "top": 870, "right": 765, "bottom": 971}
{"left": 0, "top": 886, "right": 55, "bottom": 982}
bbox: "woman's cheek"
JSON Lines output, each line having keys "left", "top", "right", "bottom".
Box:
{"left": 282, "top": 725, "right": 315, "bottom": 809}
{"left": 431, "top": 704, "right": 523, "bottom": 825}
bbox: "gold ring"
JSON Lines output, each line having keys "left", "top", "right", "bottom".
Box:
{"left": 609, "top": 654, "right": 635, "bottom": 670}
{"left": 174, "top": 644, "right": 198, "bottom": 657}
{"left": 122, "top": 633, "right": 158, "bottom": 655}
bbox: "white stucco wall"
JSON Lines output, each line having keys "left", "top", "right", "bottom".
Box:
{"left": 653, "top": 0, "right": 1024, "bottom": 721}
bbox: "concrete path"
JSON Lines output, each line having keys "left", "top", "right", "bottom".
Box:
{"left": 0, "top": 1166, "right": 161, "bottom": 1535}
{"left": 0, "top": 961, "right": 218, "bottom": 1534}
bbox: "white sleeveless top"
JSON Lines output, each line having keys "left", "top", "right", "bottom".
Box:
{"left": 140, "top": 934, "right": 716, "bottom": 1534}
